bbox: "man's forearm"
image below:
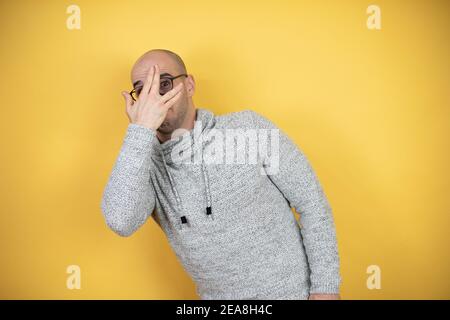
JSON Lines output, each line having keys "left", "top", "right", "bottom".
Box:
{"left": 299, "top": 201, "right": 341, "bottom": 294}
{"left": 100, "top": 124, "right": 158, "bottom": 237}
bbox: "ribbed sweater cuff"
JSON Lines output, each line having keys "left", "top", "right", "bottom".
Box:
{"left": 126, "top": 123, "right": 156, "bottom": 141}
{"left": 124, "top": 124, "right": 158, "bottom": 153}
{"left": 310, "top": 280, "right": 341, "bottom": 294}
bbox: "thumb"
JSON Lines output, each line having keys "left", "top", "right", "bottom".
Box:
{"left": 122, "top": 91, "right": 133, "bottom": 106}
{"left": 122, "top": 91, "right": 134, "bottom": 114}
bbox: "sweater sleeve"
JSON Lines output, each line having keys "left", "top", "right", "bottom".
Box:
{"left": 100, "top": 123, "right": 158, "bottom": 237}
{"left": 249, "top": 110, "right": 342, "bottom": 294}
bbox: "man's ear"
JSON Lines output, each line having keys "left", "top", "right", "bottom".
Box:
{"left": 185, "top": 74, "right": 195, "bottom": 97}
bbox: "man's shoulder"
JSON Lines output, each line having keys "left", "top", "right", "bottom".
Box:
{"left": 214, "top": 109, "right": 275, "bottom": 129}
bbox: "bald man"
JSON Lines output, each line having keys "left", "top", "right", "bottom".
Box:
{"left": 101, "top": 49, "right": 342, "bottom": 300}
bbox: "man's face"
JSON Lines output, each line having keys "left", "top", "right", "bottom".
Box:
{"left": 131, "top": 52, "right": 190, "bottom": 135}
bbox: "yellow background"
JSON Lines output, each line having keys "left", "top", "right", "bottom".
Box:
{"left": 0, "top": 0, "right": 449, "bottom": 299}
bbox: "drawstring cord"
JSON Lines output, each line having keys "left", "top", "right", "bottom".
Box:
{"left": 195, "top": 130, "right": 214, "bottom": 220}
{"left": 201, "top": 162, "right": 214, "bottom": 220}
{"left": 160, "top": 149, "right": 186, "bottom": 229}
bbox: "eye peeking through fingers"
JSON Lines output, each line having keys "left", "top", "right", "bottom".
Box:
{"left": 159, "top": 78, "right": 172, "bottom": 94}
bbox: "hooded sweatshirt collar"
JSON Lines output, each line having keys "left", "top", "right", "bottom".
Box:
{"left": 150, "top": 108, "right": 216, "bottom": 228}
{"left": 151, "top": 108, "right": 216, "bottom": 165}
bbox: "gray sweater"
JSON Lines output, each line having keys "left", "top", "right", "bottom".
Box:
{"left": 100, "top": 108, "right": 341, "bottom": 299}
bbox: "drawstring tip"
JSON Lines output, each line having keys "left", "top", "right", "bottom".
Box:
{"left": 206, "top": 206, "right": 214, "bottom": 220}
{"left": 179, "top": 216, "right": 189, "bottom": 230}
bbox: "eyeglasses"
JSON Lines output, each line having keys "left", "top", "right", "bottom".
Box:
{"left": 130, "top": 74, "right": 188, "bottom": 101}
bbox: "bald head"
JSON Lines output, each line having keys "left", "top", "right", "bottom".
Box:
{"left": 131, "top": 49, "right": 187, "bottom": 82}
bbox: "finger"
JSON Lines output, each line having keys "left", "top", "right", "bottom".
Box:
{"left": 150, "top": 64, "right": 160, "bottom": 96}
{"left": 160, "top": 82, "right": 183, "bottom": 104}
{"left": 163, "top": 90, "right": 182, "bottom": 110}
{"left": 140, "top": 65, "right": 155, "bottom": 99}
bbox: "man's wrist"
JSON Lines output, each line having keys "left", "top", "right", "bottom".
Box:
{"left": 309, "top": 293, "right": 341, "bottom": 300}
{"left": 132, "top": 121, "right": 158, "bottom": 132}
